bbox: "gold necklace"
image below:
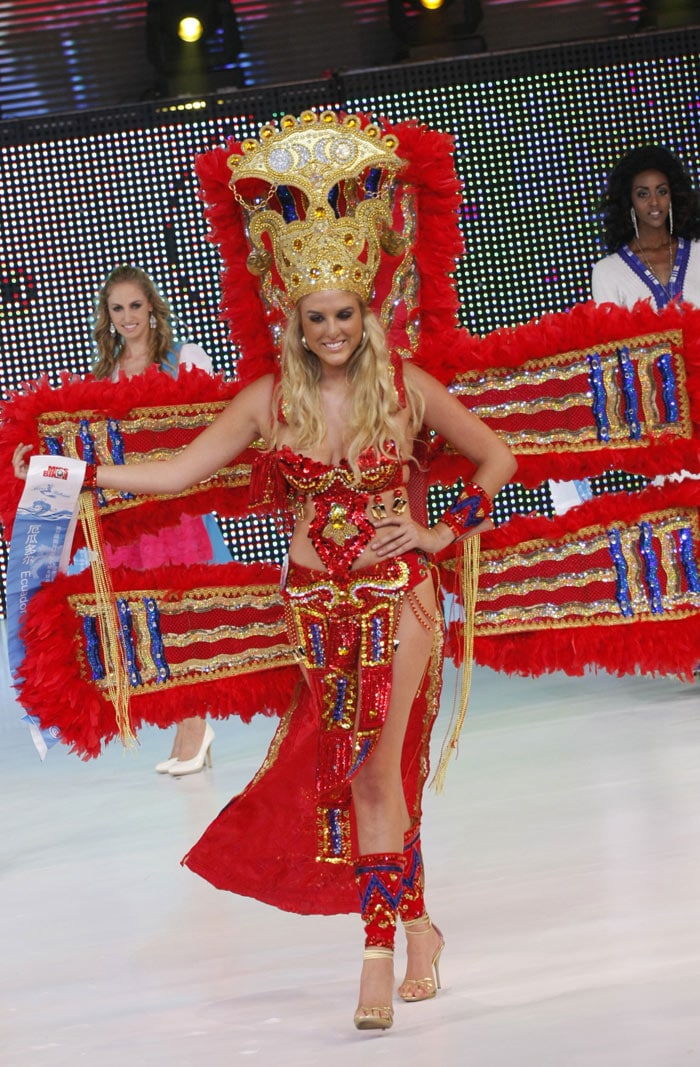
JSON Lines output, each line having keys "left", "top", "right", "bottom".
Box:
{"left": 634, "top": 238, "right": 675, "bottom": 296}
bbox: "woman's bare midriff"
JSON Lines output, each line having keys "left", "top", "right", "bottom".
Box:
{"left": 287, "top": 473, "right": 411, "bottom": 573}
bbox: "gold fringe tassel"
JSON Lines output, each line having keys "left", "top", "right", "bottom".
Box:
{"left": 430, "top": 534, "right": 480, "bottom": 794}
{"left": 79, "top": 492, "right": 136, "bottom": 748}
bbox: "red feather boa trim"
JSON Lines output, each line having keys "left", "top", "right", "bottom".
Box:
{"left": 0, "top": 365, "right": 253, "bottom": 544}
{"left": 468, "top": 477, "right": 700, "bottom": 680}
{"left": 16, "top": 559, "right": 296, "bottom": 759}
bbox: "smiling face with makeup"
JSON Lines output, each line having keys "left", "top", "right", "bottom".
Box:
{"left": 106, "top": 279, "right": 153, "bottom": 346}
{"left": 297, "top": 290, "right": 364, "bottom": 375}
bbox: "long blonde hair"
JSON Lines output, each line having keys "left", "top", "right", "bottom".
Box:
{"left": 272, "top": 300, "right": 424, "bottom": 477}
{"left": 92, "top": 265, "right": 175, "bottom": 380}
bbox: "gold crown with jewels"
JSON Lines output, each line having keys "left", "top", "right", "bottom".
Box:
{"left": 227, "top": 110, "right": 406, "bottom": 307}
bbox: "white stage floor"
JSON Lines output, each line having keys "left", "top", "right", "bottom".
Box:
{"left": 2, "top": 652, "right": 699, "bottom": 1066}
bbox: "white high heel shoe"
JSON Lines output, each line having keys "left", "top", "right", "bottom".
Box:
{"left": 154, "top": 756, "right": 179, "bottom": 774}
{"left": 168, "top": 722, "right": 215, "bottom": 777}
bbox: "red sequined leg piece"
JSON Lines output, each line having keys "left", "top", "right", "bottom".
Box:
{"left": 354, "top": 852, "right": 404, "bottom": 950}
{"left": 397, "top": 827, "right": 446, "bottom": 1003}
{"left": 399, "top": 825, "right": 426, "bottom": 924}
{"left": 353, "top": 852, "right": 403, "bottom": 1031}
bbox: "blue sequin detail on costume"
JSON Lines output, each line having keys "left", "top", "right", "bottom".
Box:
{"left": 310, "top": 622, "right": 325, "bottom": 667}
{"left": 370, "top": 616, "right": 383, "bottom": 663}
{"left": 79, "top": 419, "right": 96, "bottom": 462}
{"left": 348, "top": 736, "right": 372, "bottom": 778}
{"left": 403, "top": 836, "right": 420, "bottom": 890}
{"left": 639, "top": 521, "right": 663, "bottom": 614}
{"left": 107, "top": 419, "right": 125, "bottom": 464}
{"left": 617, "top": 346, "right": 641, "bottom": 440}
{"left": 79, "top": 419, "right": 107, "bottom": 507}
{"left": 107, "top": 418, "right": 134, "bottom": 500}
{"left": 328, "top": 185, "right": 339, "bottom": 216}
{"left": 356, "top": 862, "right": 404, "bottom": 911}
{"left": 82, "top": 615, "right": 105, "bottom": 680}
{"left": 450, "top": 491, "right": 483, "bottom": 528}
{"left": 365, "top": 168, "right": 381, "bottom": 196}
{"left": 588, "top": 353, "right": 610, "bottom": 443}
{"left": 277, "top": 185, "right": 298, "bottom": 223}
{"left": 144, "top": 597, "right": 170, "bottom": 682}
{"left": 328, "top": 808, "right": 343, "bottom": 856}
{"left": 117, "top": 598, "right": 142, "bottom": 686}
{"left": 657, "top": 351, "right": 679, "bottom": 423}
{"left": 45, "top": 437, "right": 63, "bottom": 455}
{"left": 679, "top": 528, "right": 700, "bottom": 592}
{"left": 332, "top": 676, "right": 347, "bottom": 722}
{"left": 607, "top": 527, "right": 633, "bottom": 616}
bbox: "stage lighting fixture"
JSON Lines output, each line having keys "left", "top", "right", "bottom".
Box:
{"left": 178, "top": 17, "right": 205, "bottom": 43}
{"left": 146, "top": 1, "right": 244, "bottom": 97}
{"left": 388, "top": 0, "right": 484, "bottom": 60}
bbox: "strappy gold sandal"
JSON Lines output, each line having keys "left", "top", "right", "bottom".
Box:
{"left": 354, "top": 947, "right": 395, "bottom": 1030}
{"left": 398, "top": 915, "right": 445, "bottom": 1002}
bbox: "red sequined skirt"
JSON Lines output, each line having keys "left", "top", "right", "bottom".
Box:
{"left": 183, "top": 552, "right": 445, "bottom": 916}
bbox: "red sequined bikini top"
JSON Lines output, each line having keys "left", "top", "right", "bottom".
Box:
{"left": 280, "top": 444, "right": 404, "bottom": 494}
{"left": 249, "top": 442, "right": 405, "bottom": 510}
{"left": 249, "top": 444, "right": 407, "bottom": 576}
{"left": 249, "top": 350, "right": 408, "bottom": 509}
{"left": 248, "top": 353, "right": 409, "bottom": 574}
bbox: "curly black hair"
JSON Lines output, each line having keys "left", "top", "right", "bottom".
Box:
{"left": 598, "top": 145, "right": 700, "bottom": 253}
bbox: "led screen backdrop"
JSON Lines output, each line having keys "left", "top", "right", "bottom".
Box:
{"left": 1, "top": 27, "right": 699, "bottom": 612}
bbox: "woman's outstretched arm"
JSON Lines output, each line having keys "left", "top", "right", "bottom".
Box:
{"left": 13, "top": 374, "right": 275, "bottom": 496}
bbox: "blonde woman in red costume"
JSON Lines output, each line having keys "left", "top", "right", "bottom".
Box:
{"left": 14, "top": 113, "right": 515, "bottom": 1031}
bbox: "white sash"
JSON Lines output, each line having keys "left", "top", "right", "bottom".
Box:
{"left": 6, "top": 455, "right": 85, "bottom": 758}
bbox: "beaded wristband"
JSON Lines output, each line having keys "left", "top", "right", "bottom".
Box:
{"left": 439, "top": 481, "right": 492, "bottom": 541}
{"left": 82, "top": 462, "right": 99, "bottom": 491}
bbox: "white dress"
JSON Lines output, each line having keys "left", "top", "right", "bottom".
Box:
{"left": 590, "top": 237, "right": 700, "bottom": 310}
{"left": 173, "top": 341, "right": 212, "bottom": 374}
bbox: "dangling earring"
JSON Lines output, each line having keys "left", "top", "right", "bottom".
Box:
{"left": 361, "top": 329, "right": 367, "bottom": 346}
{"left": 392, "top": 490, "right": 408, "bottom": 515}
{"left": 301, "top": 336, "right": 310, "bottom": 350}
{"left": 109, "top": 322, "right": 116, "bottom": 336}
{"left": 630, "top": 206, "right": 639, "bottom": 240}
{"left": 149, "top": 313, "right": 156, "bottom": 329}
{"left": 668, "top": 201, "right": 674, "bottom": 235}
{"left": 371, "top": 494, "right": 387, "bottom": 519}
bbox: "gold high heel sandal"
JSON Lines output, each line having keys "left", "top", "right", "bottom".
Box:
{"left": 354, "top": 947, "right": 394, "bottom": 1031}
{"left": 398, "top": 915, "right": 445, "bottom": 1002}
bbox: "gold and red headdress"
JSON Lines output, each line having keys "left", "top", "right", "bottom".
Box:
{"left": 195, "top": 108, "right": 465, "bottom": 383}
{"left": 229, "top": 110, "right": 404, "bottom": 307}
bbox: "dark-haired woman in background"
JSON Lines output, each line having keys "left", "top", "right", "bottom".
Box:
{"left": 591, "top": 145, "right": 700, "bottom": 309}
{"left": 590, "top": 148, "right": 700, "bottom": 650}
